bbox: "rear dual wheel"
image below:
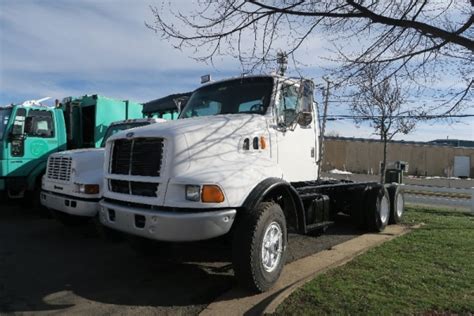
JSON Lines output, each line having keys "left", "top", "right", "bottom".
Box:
{"left": 365, "top": 186, "right": 391, "bottom": 232}
{"left": 386, "top": 184, "right": 405, "bottom": 224}
{"left": 363, "top": 185, "right": 405, "bottom": 231}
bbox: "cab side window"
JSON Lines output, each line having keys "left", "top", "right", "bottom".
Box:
{"left": 26, "top": 110, "right": 54, "bottom": 138}
{"left": 11, "top": 108, "right": 26, "bottom": 136}
{"left": 278, "top": 84, "right": 299, "bottom": 125}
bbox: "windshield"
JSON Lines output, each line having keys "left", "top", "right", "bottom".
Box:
{"left": 100, "top": 122, "right": 150, "bottom": 147}
{"left": 0, "top": 108, "right": 12, "bottom": 140}
{"left": 180, "top": 77, "right": 273, "bottom": 119}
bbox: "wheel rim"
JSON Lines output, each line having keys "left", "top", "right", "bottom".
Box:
{"left": 261, "top": 221, "right": 283, "bottom": 273}
{"left": 380, "top": 195, "right": 389, "bottom": 224}
{"left": 396, "top": 193, "right": 404, "bottom": 218}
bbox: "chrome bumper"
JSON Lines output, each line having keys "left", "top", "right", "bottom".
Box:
{"left": 41, "top": 190, "right": 99, "bottom": 217}
{"left": 99, "top": 200, "right": 236, "bottom": 242}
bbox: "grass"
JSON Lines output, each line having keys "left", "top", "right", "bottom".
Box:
{"left": 275, "top": 207, "right": 474, "bottom": 315}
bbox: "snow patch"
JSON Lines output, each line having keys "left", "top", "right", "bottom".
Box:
{"left": 329, "top": 169, "right": 352, "bottom": 175}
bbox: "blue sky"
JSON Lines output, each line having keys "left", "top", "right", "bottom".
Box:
{"left": 0, "top": 0, "right": 472, "bottom": 141}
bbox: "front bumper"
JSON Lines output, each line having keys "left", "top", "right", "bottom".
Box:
{"left": 99, "top": 199, "right": 236, "bottom": 242}
{"left": 41, "top": 190, "right": 99, "bottom": 217}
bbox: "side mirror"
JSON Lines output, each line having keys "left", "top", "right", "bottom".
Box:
{"left": 297, "top": 112, "right": 312, "bottom": 126}
{"left": 24, "top": 117, "right": 33, "bottom": 135}
{"left": 297, "top": 79, "right": 315, "bottom": 127}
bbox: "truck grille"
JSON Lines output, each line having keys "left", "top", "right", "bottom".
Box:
{"left": 111, "top": 138, "right": 164, "bottom": 176}
{"left": 47, "top": 156, "right": 72, "bottom": 182}
{"left": 109, "top": 179, "right": 159, "bottom": 197}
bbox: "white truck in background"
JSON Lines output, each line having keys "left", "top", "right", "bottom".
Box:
{"left": 99, "top": 75, "right": 405, "bottom": 292}
{"left": 41, "top": 118, "right": 164, "bottom": 225}
{"left": 41, "top": 92, "right": 188, "bottom": 226}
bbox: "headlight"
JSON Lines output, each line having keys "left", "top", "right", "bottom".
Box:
{"left": 76, "top": 184, "right": 100, "bottom": 195}
{"left": 185, "top": 185, "right": 201, "bottom": 201}
{"left": 185, "top": 184, "right": 225, "bottom": 203}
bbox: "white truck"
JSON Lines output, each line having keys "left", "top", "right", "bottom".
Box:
{"left": 41, "top": 118, "right": 165, "bottom": 225}
{"left": 41, "top": 93, "right": 188, "bottom": 226}
{"left": 99, "top": 75, "right": 405, "bottom": 292}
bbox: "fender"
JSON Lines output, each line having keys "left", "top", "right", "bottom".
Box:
{"left": 26, "top": 160, "right": 47, "bottom": 190}
{"left": 242, "top": 177, "right": 306, "bottom": 233}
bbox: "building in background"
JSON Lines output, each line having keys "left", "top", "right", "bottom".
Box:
{"left": 322, "top": 136, "right": 474, "bottom": 178}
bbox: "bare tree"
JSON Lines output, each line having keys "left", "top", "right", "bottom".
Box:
{"left": 351, "top": 66, "right": 417, "bottom": 183}
{"left": 147, "top": 1, "right": 473, "bottom": 113}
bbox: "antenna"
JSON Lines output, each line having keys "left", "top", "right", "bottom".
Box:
{"left": 276, "top": 51, "right": 288, "bottom": 76}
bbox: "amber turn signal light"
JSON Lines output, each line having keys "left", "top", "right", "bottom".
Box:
{"left": 79, "top": 184, "right": 100, "bottom": 194}
{"left": 201, "top": 185, "right": 225, "bottom": 203}
{"left": 260, "top": 136, "right": 266, "bottom": 149}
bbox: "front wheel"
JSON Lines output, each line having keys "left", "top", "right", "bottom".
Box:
{"left": 232, "top": 202, "right": 287, "bottom": 293}
{"left": 93, "top": 216, "right": 124, "bottom": 242}
{"left": 51, "top": 210, "right": 90, "bottom": 226}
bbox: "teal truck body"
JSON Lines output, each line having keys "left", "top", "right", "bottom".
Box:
{"left": 0, "top": 95, "right": 143, "bottom": 200}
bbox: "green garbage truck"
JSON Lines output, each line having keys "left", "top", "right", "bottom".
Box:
{"left": 0, "top": 95, "right": 143, "bottom": 204}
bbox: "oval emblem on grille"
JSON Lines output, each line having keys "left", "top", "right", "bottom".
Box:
{"left": 126, "top": 132, "right": 134, "bottom": 138}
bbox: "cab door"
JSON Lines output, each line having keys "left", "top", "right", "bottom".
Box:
{"left": 7, "top": 108, "right": 58, "bottom": 178}
{"left": 275, "top": 80, "right": 318, "bottom": 182}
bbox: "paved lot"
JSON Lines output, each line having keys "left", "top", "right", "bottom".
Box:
{"left": 0, "top": 202, "right": 362, "bottom": 315}
{"left": 322, "top": 172, "right": 474, "bottom": 188}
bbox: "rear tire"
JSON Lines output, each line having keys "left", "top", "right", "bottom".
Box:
{"left": 366, "top": 187, "right": 390, "bottom": 232}
{"left": 386, "top": 184, "right": 404, "bottom": 224}
{"left": 51, "top": 210, "right": 90, "bottom": 226}
{"left": 352, "top": 187, "right": 371, "bottom": 229}
{"left": 232, "top": 202, "right": 287, "bottom": 293}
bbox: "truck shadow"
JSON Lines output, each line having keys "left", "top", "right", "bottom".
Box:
{"left": 0, "top": 206, "right": 362, "bottom": 314}
{"left": 0, "top": 207, "right": 233, "bottom": 313}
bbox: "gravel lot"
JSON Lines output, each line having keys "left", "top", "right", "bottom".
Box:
{"left": 0, "top": 202, "right": 362, "bottom": 315}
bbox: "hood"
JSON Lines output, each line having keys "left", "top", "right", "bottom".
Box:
{"left": 50, "top": 148, "right": 105, "bottom": 184}
{"left": 56, "top": 148, "right": 105, "bottom": 155}
{"left": 106, "top": 114, "right": 269, "bottom": 143}
{"left": 129, "top": 114, "right": 271, "bottom": 179}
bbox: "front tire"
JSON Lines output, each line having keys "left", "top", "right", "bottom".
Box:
{"left": 232, "top": 202, "right": 287, "bottom": 293}
{"left": 51, "top": 210, "right": 90, "bottom": 226}
{"left": 93, "top": 216, "right": 124, "bottom": 241}
{"left": 128, "top": 236, "right": 164, "bottom": 257}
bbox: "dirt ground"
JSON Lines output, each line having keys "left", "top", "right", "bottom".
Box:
{"left": 0, "top": 202, "right": 362, "bottom": 315}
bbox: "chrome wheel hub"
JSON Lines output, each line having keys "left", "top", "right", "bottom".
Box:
{"left": 380, "top": 195, "right": 389, "bottom": 224}
{"left": 261, "top": 222, "right": 283, "bottom": 272}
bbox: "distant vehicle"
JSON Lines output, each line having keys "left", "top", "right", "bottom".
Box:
{"left": 98, "top": 74, "right": 405, "bottom": 292}
{"left": 0, "top": 95, "right": 143, "bottom": 206}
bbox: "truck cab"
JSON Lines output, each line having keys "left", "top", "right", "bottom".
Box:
{"left": 0, "top": 104, "right": 66, "bottom": 199}
{"left": 99, "top": 75, "right": 404, "bottom": 292}
{"left": 0, "top": 95, "right": 143, "bottom": 203}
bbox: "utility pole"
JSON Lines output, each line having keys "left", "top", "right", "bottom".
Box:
{"left": 318, "top": 77, "right": 331, "bottom": 179}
